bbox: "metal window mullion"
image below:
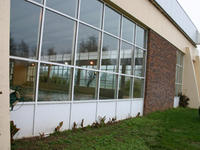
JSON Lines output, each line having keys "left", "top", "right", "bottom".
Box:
{"left": 32, "top": 0, "right": 46, "bottom": 136}
{"left": 69, "top": 0, "right": 81, "bottom": 129}
{"left": 96, "top": 3, "right": 105, "bottom": 100}
{"left": 130, "top": 23, "right": 137, "bottom": 116}
{"left": 115, "top": 14, "right": 123, "bottom": 119}
{"left": 95, "top": 3, "right": 105, "bottom": 121}
{"left": 116, "top": 15, "right": 122, "bottom": 99}
{"left": 26, "top": 0, "right": 44, "bottom": 7}
{"left": 71, "top": 0, "right": 81, "bottom": 101}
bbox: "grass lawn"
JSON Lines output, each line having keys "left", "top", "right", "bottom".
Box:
{"left": 12, "top": 108, "right": 200, "bottom": 150}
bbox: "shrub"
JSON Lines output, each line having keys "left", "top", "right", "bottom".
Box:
{"left": 10, "top": 121, "right": 20, "bottom": 143}
{"left": 54, "top": 121, "right": 63, "bottom": 132}
{"left": 178, "top": 93, "right": 190, "bottom": 107}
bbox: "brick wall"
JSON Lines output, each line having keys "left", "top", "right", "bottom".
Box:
{"left": 144, "top": 29, "right": 177, "bottom": 114}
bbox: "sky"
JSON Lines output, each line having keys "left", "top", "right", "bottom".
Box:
{"left": 177, "top": 0, "right": 200, "bottom": 51}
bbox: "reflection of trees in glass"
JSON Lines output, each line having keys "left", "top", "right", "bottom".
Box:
{"left": 48, "top": 47, "right": 57, "bottom": 56}
{"left": 87, "top": 71, "right": 96, "bottom": 87}
{"left": 79, "top": 36, "right": 107, "bottom": 52}
{"left": 10, "top": 36, "right": 36, "bottom": 58}
{"left": 79, "top": 36, "right": 97, "bottom": 52}
{"left": 134, "top": 79, "right": 143, "bottom": 98}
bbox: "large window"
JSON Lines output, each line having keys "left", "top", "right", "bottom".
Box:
{"left": 10, "top": 0, "right": 147, "bottom": 102}
{"left": 175, "top": 51, "right": 184, "bottom": 96}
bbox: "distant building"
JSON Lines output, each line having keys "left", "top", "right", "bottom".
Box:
{"left": 1, "top": 0, "right": 200, "bottom": 149}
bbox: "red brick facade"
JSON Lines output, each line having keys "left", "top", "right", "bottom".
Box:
{"left": 144, "top": 29, "right": 177, "bottom": 114}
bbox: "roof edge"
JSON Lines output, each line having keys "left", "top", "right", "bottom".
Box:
{"left": 149, "top": 0, "right": 198, "bottom": 47}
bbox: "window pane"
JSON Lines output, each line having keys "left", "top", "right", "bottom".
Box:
{"left": 122, "top": 17, "right": 135, "bottom": 42}
{"left": 10, "top": 0, "right": 42, "bottom": 59}
{"left": 101, "top": 34, "right": 119, "bottom": 72}
{"left": 38, "top": 64, "right": 71, "bottom": 101}
{"left": 80, "top": 0, "right": 103, "bottom": 28}
{"left": 99, "top": 73, "right": 116, "bottom": 99}
{"left": 118, "top": 76, "right": 132, "bottom": 99}
{"left": 104, "top": 6, "right": 120, "bottom": 36}
{"left": 136, "top": 25, "right": 145, "bottom": 48}
{"left": 76, "top": 24, "right": 100, "bottom": 69}
{"left": 74, "top": 69, "right": 97, "bottom": 100}
{"left": 133, "top": 78, "right": 144, "bottom": 98}
{"left": 46, "top": 0, "right": 78, "bottom": 17}
{"left": 134, "top": 48, "right": 146, "bottom": 77}
{"left": 175, "top": 66, "right": 178, "bottom": 83}
{"left": 119, "top": 42, "right": 133, "bottom": 75}
{"left": 175, "top": 84, "right": 182, "bottom": 96}
{"left": 10, "top": 59, "right": 37, "bottom": 102}
{"left": 41, "top": 10, "right": 75, "bottom": 65}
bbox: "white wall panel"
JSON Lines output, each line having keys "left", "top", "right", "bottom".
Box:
{"left": 70, "top": 102, "right": 96, "bottom": 128}
{"left": 10, "top": 104, "right": 34, "bottom": 139}
{"left": 97, "top": 101, "right": 116, "bottom": 122}
{"left": 34, "top": 103, "right": 70, "bottom": 136}
{"left": 132, "top": 99, "right": 144, "bottom": 117}
{"left": 116, "top": 100, "right": 131, "bottom": 120}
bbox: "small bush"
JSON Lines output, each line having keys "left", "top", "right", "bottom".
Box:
{"left": 10, "top": 121, "right": 20, "bottom": 143}
{"left": 72, "top": 122, "right": 77, "bottom": 131}
{"left": 55, "top": 121, "right": 63, "bottom": 132}
{"left": 81, "top": 119, "right": 84, "bottom": 128}
{"left": 178, "top": 93, "right": 190, "bottom": 108}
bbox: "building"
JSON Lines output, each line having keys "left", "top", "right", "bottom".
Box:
{"left": 1, "top": 0, "right": 200, "bottom": 149}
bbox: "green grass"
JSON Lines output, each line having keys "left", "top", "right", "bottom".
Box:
{"left": 12, "top": 108, "right": 200, "bottom": 150}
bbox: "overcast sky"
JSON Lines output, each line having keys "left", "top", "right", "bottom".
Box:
{"left": 177, "top": 0, "right": 200, "bottom": 50}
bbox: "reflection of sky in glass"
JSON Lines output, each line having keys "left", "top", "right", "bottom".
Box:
{"left": 104, "top": 6, "right": 120, "bottom": 36}
{"left": 34, "top": 0, "right": 43, "bottom": 3}
{"left": 122, "top": 17, "right": 135, "bottom": 43}
{"left": 46, "top": 0, "right": 78, "bottom": 17}
{"left": 10, "top": 0, "right": 41, "bottom": 57}
{"left": 136, "top": 26, "right": 145, "bottom": 48}
{"left": 80, "top": 0, "right": 103, "bottom": 28}
{"left": 42, "top": 10, "right": 75, "bottom": 57}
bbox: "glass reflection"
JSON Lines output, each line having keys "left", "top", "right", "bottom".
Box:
{"left": 122, "top": 17, "right": 135, "bottom": 42}
{"left": 101, "top": 34, "right": 119, "bottom": 72}
{"left": 34, "top": 0, "right": 43, "bottom": 3}
{"left": 10, "top": 59, "right": 37, "bottom": 102}
{"left": 74, "top": 69, "right": 97, "bottom": 100}
{"left": 80, "top": 0, "right": 103, "bottom": 28}
{"left": 134, "top": 48, "right": 146, "bottom": 77}
{"left": 104, "top": 6, "right": 120, "bottom": 36}
{"left": 175, "top": 84, "right": 182, "bottom": 96}
{"left": 76, "top": 23, "right": 100, "bottom": 69}
{"left": 46, "top": 0, "right": 78, "bottom": 17}
{"left": 99, "top": 73, "right": 116, "bottom": 99}
{"left": 136, "top": 25, "right": 145, "bottom": 48}
{"left": 38, "top": 64, "right": 71, "bottom": 101}
{"left": 118, "top": 76, "right": 132, "bottom": 99}
{"left": 41, "top": 10, "right": 75, "bottom": 65}
{"left": 119, "top": 42, "right": 133, "bottom": 75}
{"left": 10, "top": 0, "right": 42, "bottom": 59}
{"left": 133, "top": 78, "right": 144, "bottom": 98}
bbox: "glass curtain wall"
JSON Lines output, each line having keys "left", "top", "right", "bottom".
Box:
{"left": 10, "top": 0, "right": 147, "bottom": 102}
{"left": 175, "top": 51, "right": 184, "bottom": 96}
